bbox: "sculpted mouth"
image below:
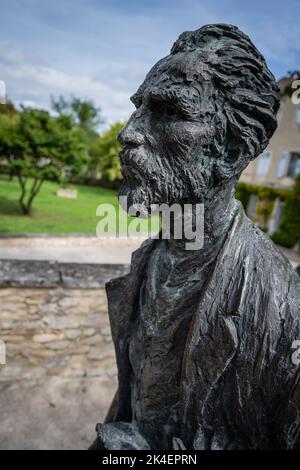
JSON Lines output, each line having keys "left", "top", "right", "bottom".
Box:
{"left": 120, "top": 162, "right": 144, "bottom": 189}
{"left": 121, "top": 163, "right": 137, "bottom": 180}
{"left": 119, "top": 148, "right": 147, "bottom": 185}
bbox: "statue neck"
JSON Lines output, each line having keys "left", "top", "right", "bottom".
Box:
{"left": 162, "top": 181, "right": 237, "bottom": 260}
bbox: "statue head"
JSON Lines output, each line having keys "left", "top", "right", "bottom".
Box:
{"left": 119, "top": 23, "right": 280, "bottom": 216}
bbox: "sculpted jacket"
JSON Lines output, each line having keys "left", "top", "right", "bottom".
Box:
{"left": 104, "top": 202, "right": 300, "bottom": 450}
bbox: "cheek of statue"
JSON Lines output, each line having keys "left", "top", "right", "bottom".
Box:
{"left": 163, "top": 121, "right": 213, "bottom": 163}
{"left": 159, "top": 121, "right": 217, "bottom": 204}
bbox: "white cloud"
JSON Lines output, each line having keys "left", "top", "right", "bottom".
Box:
{"left": 1, "top": 0, "right": 300, "bottom": 127}
{"left": 0, "top": 41, "right": 135, "bottom": 125}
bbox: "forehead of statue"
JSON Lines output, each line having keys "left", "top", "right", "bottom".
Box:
{"left": 131, "top": 53, "right": 213, "bottom": 108}
{"left": 152, "top": 52, "right": 211, "bottom": 81}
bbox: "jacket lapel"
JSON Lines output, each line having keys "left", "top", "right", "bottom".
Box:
{"left": 106, "top": 237, "right": 156, "bottom": 344}
{"left": 105, "top": 237, "right": 156, "bottom": 420}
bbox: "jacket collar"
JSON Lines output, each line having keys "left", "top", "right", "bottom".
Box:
{"left": 106, "top": 237, "right": 156, "bottom": 344}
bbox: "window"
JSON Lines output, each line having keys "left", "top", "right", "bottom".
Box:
{"left": 256, "top": 151, "right": 271, "bottom": 176}
{"left": 287, "top": 152, "right": 300, "bottom": 177}
{"left": 277, "top": 151, "right": 289, "bottom": 178}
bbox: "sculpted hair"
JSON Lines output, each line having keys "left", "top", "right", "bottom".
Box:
{"left": 171, "top": 23, "right": 280, "bottom": 179}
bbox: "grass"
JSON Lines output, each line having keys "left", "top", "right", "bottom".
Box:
{"left": 0, "top": 175, "right": 120, "bottom": 234}
{"left": 0, "top": 175, "right": 159, "bottom": 235}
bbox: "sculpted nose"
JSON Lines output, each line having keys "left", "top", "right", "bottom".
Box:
{"left": 118, "top": 115, "right": 146, "bottom": 147}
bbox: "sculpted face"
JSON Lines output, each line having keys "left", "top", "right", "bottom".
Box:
{"left": 118, "top": 52, "right": 222, "bottom": 216}
{"left": 118, "top": 24, "right": 279, "bottom": 217}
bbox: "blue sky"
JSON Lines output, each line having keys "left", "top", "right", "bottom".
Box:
{"left": 0, "top": 0, "right": 299, "bottom": 126}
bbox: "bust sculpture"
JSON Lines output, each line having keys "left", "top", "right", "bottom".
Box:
{"left": 90, "top": 24, "right": 300, "bottom": 450}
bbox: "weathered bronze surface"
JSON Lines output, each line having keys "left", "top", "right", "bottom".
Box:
{"left": 90, "top": 24, "right": 300, "bottom": 450}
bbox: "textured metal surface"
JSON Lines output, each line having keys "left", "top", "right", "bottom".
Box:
{"left": 91, "top": 24, "right": 300, "bottom": 450}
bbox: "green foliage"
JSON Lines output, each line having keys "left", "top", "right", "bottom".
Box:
{"left": 272, "top": 175, "right": 300, "bottom": 247}
{"left": 255, "top": 187, "right": 276, "bottom": 229}
{"left": 0, "top": 107, "right": 88, "bottom": 214}
{"left": 236, "top": 182, "right": 277, "bottom": 230}
{"left": 51, "top": 95, "right": 103, "bottom": 142}
{"left": 0, "top": 99, "right": 18, "bottom": 117}
{"left": 51, "top": 96, "right": 105, "bottom": 181}
{"left": 271, "top": 231, "right": 296, "bottom": 247}
{"left": 90, "top": 121, "right": 125, "bottom": 185}
{"left": 235, "top": 182, "right": 252, "bottom": 208}
{"left": 236, "top": 179, "right": 300, "bottom": 248}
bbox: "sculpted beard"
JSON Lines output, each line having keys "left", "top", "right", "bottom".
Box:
{"left": 119, "top": 142, "right": 214, "bottom": 217}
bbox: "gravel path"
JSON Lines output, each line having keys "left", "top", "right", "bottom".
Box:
{"left": 0, "top": 236, "right": 145, "bottom": 265}
{"left": 0, "top": 376, "right": 116, "bottom": 450}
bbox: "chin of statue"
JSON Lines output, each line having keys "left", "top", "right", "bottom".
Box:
{"left": 119, "top": 181, "right": 153, "bottom": 218}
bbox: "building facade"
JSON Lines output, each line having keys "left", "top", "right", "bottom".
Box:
{"left": 240, "top": 76, "right": 300, "bottom": 189}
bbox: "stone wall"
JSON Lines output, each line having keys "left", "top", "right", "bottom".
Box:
{"left": 0, "top": 260, "right": 129, "bottom": 390}
{"left": 0, "top": 286, "right": 115, "bottom": 388}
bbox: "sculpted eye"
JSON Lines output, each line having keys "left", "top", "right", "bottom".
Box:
{"left": 164, "top": 103, "right": 177, "bottom": 117}
{"left": 149, "top": 99, "right": 178, "bottom": 118}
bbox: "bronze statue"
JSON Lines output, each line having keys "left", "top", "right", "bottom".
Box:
{"left": 90, "top": 24, "right": 300, "bottom": 450}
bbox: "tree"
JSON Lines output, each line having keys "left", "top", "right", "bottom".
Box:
{"left": 51, "top": 95, "right": 103, "bottom": 142}
{"left": 0, "top": 107, "right": 88, "bottom": 215}
{"left": 90, "top": 122, "right": 125, "bottom": 186}
{"left": 0, "top": 99, "right": 18, "bottom": 117}
{"left": 0, "top": 100, "right": 19, "bottom": 179}
{"left": 51, "top": 96, "right": 105, "bottom": 182}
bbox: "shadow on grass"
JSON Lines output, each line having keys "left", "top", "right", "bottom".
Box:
{"left": 0, "top": 195, "right": 23, "bottom": 215}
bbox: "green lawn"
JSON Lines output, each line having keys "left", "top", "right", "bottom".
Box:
{"left": 0, "top": 176, "right": 121, "bottom": 234}
{"left": 0, "top": 175, "right": 160, "bottom": 235}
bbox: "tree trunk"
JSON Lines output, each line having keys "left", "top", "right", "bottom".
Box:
{"left": 17, "top": 175, "right": 44, "bottom": 215}
{"left": 18, "top": 174, "right": 27, "bottom": 214}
